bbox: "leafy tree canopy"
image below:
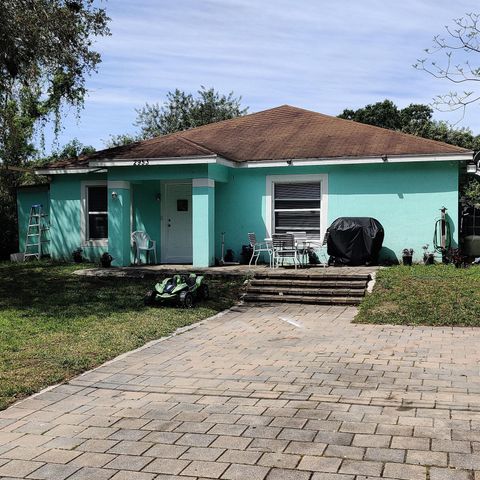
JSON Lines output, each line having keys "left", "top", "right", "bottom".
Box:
{"left": 0, "top": 0, "right": 109, "bottom": 259}
{"left": 106, "top": 87, "right": 248, "bottom": 147}
{"left": 338, "top": 99, "right": 480, "bottom": 150}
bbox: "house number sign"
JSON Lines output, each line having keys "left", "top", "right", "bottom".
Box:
{"left": 132, "top": 160, "right": 149, "bottom": 166}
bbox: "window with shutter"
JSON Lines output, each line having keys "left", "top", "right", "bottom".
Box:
{"left": 273, "top": 182, "right": 321, "bottom": 238}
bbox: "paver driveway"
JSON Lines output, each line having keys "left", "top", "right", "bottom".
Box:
{"left": 1, "top": 304, "right": 480, "bottom": 479}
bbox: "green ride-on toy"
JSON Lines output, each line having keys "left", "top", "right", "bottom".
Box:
{"left": 143, "top": 273, "right": 209, "bottom": 308}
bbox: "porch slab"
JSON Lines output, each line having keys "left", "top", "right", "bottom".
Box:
{"left": 73, "top": 264, "right": 380, "bottom": 279}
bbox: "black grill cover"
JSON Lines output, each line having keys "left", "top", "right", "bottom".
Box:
{"left": 327, "top": 217, "right": 384, "bottom": 266}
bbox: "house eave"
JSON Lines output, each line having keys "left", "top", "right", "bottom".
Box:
{"left": 35, "top": 151, "right": 473, "bottom": 174}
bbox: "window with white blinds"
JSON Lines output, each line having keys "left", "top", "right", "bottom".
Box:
{"left": 273, "top": 182, "right": 321, "bottom": 238}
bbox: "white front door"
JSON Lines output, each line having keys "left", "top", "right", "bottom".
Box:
{"left": 162, "top": 183, "right": 193, "bottom": 263}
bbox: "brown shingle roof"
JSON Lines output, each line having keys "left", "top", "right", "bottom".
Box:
{"left": 49, "top": 105, "right": 470, "bottom": 168}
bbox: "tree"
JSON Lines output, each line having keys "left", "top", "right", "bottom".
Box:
{"left": 106, "top": 87, "right": 248, "bottom": 147}
{"left": 414, "top": 13, "right": 480, "bottom": 114}
{"left": 338, "top": 99, "right": 480, "bottom": 150}
{"left": 0, "top": 0, "right": 110, "bottom": 259}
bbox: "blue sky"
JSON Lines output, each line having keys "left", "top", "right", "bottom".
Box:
{"left": 46, "top": 0, "right": 479, "bottom": 152}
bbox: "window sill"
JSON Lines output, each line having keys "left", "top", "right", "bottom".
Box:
{"left": 82, "top": 239, "right": 108, "bottom": 248}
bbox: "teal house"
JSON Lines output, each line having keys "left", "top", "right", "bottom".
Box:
{"left": 18, "top": 105, "right": 473, "bottom": 266}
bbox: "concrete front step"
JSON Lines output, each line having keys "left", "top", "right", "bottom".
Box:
{"left": 253, "top": 271, "right": 371, "bottom": 282}
{"left": 250, "top": 279, "right": 368, "bottom": 289}
{"left": 247, "top": 286, "right": 365, "bottom": 297}
{"left": 246, "top": 271, "right": 371, "bottom": 305}
{"left": 243, "top": 293, "right": 362, "bottom": 305}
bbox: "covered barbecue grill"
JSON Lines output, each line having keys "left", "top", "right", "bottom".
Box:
{"left": 327, "top": 217, "right": 384, "bottom": 266}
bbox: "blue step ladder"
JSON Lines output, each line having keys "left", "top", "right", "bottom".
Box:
{"left": 24, "top": 204, "right": 49, "bottom": 261}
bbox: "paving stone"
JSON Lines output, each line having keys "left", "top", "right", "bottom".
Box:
{"left": 143, "top": 443, "right": 188, "bottom": 458}
{"left": 181, "top": 446, "right": 226, "bottom": 461}
{"left": 266, "top": 468, "right": 311, "bottom": 480}
{"left": 67, "top": 466, "right": 116, "bottom": 480}
{"left": 284, "top": 441, "right": 326, "bottom": 456}
{"left": 364, "top": 447, "right": 405, "bottom": 463}
{"left": 247, "top": 438, "right": 288, "bottom": 452}
{"left": 244, "top": 426, "right": 281, "bottom": 439}
{"left": 34, "top": 448, "right": 82, "bottom": 464}
{"left": 277, "top": 428, "right": 316, "bottom": 442}
{"left": 311, "top": 475, "right": 354, "bottom": 480}
{"left": 324, "top": 444, "right": 365, "bottom": 460}
{"left": 338, "top": 459, "right": 383, "bottom": 476}
{"left": 208, "top": 424, "right": 247, "bottom": 436}
{"left": 77, "top": 439, "right": 119, "bottom": 453}
{"left": 0, "top": 446, "right": 48, "bottom": 460}
{"left": 70, "top": 452, "right": 117, "bottom": 468}
{"left": 109, "top": 472, "right": 156, "bottom": 480}
{"left": 449, "top": 452, "right": 480, "bottom": 470}
{"left": 142, "top": 457, "right": 190, "bottom": 474}
{"left": 141, "top": 431, "right": 181, "bottom": 444}
{"left": 430, "top": 467, "right": 473, "bottom": 480}
{"left": 0, "top": 459, "right": 44, "bottom": 477}
{"left": 107, "top": 440, "right": 152, "bottom": 455}
{"left": 383, "top": 462, "right": 427, "bottom": 479}
{"left": 104, "top": 454, "right": 153, "bottom": 471}
{"left": 222, "top": 463, "right": 270, "bottom": 480}
{"left": 181, "top": 460, "right": 229, "bottom": 478}
{"left": 176, "top": 432, "right": 217, "bottom": 447}
{"left": 297, "top": 455, "right": 342, "bottom": 472}
{"left": 311, "top": 474, "right": 354, "bottom": 480}
{"left": 352, "top": 433, "right": 390, "bottom": 448}
{"left": 315, "top": 431, "right": 354, "bottom": 446}
{"left": 217, "top": 449, "right": 262, "bottom": 465}
{"left": 211, "top": 435, "right": 252, "bottom": 450}
{"left": 28, "top": 462, "right": 80, "bottom": 479}
{"left": 391, "top": 436, "right": 430, "bottom": 450}
{"left": 258, "top": 452, "right": 300, "bottom": 469}
{"left": 406, "top": 449, "right": 448, "bottom": 466}
{"left": 108, "top": 429, "right": 149, "bottom": 441}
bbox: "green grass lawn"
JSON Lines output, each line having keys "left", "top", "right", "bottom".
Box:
{"left": 0, "top": 262, "right": 243, "bottom": 410}
{"left": 356, "top": 264, "right": 480, "bottom": 326}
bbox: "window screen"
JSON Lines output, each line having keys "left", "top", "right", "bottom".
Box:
{"left": 273, "top": 182, "right": 321, "bottom": 237}
{"left": 87, "top": 186, "right": 108, "bottom": 240}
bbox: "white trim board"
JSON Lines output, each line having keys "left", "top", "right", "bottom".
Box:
{"left": 192, "top": 178, "right": 215, "bottom": 188}
{"left": 265, "top": 174, "right": 329, "bottom": 241}
{"left": 108, "top": 181, "right": 130, "bottom": 190}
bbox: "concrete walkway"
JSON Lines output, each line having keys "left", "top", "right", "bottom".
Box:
{"left": 1, "top": 304, "right": 480, "bottom": 479}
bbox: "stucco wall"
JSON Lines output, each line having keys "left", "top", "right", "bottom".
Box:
{"left": 215, "top": 161, "right": 459, "bottom": 263}
{"left": 49, "top": 173, "right": 108, "bottom": 262}
{"left": 19, "top": 161, "right": 459, "bottom": 265}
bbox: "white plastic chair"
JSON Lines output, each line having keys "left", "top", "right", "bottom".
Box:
{"left": 131, "top": 231, "right": 157, "bottom": 265}
{"left": 306, "top": 231, "right": 330, "bottom": 267}
{"left": 248, "top": 232, "right": 273, "bottom": 267}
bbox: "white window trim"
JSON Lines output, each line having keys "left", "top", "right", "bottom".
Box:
{"left": 81, "top": 180, "right": 108, "bottom": 247}
{"left": 265, "top": 174, "right": 328, "bottom": 241}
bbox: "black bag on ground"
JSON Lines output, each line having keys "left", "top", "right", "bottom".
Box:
{"left": 327, "top": 217, "right": 384, "bottom": 266}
